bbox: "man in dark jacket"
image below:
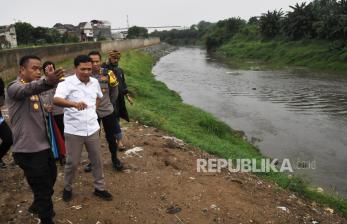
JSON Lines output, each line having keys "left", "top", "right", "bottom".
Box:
{"left": 106, "top": 50, "right": 133, "bottom": 150}
{"left": 86, "top": 51, "right": 124, "bottom": 171}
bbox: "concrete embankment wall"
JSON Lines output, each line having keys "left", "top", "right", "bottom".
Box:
{"left": 0, "top": 37, "right": 160, "bottom": 81}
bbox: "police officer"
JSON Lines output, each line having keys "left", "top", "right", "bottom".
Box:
{"left": 7, "top": 55, "right": 64, "bottom": 224}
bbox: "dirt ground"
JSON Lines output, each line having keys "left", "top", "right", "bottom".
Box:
{"left": 0, "top": 121, "right": 346, "bottom": 224}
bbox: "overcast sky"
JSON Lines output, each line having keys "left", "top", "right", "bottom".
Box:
{"left": 1, "top": 0, "right": 308, "bottom": 28}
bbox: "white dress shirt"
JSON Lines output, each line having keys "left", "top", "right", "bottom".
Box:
{"left": 55, "top": 74, "right": 103, "bottom": 136}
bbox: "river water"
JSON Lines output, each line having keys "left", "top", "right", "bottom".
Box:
{"left": 152, "top": 47, "right": 347, "bottom": 197}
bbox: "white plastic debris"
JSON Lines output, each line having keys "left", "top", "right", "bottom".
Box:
{"left": 277, "top": 206, "right": 289, "bottom": 213}
{"left": 312, "top": 221, "right": 319, "bottom": 224}
{"left": 71, "top": 205, "right": 82, "bottom": 210}
{"left": 162, "top": 136, "right": 184, "bottom": 146}
{"left": 316, "top": 187, "right": 324, "bottom": 193}
{"left": 210, "top": 204, "right": 218, "bottom": 209}
{"left": 124, "top": 147, "right": 144, "bottom": 157}
{"left": 324, "top": 207, "right": 334, "bottom": 214}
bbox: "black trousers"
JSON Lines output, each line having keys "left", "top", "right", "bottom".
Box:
{"left": 0, "top": 121, "right": 13, "bottom": 160}
{"left": 98, "top": 112, "right": 119, "bottom": 164}
{"left": 13, "top": 149, "right": 57, "bottom": 220}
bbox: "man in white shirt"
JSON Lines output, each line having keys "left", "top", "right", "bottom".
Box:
{"left": 54, "top": 55, "right": 112, "bottom": 202}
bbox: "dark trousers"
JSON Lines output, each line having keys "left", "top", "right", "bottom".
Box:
{"left": 0, "top": 121, "right": 13, "bottom": 159}
{"left": 98, "top": 112, "right": 119, "bottom": 164}
{"left": 114, "top": 117, "right": 123, "bottom": 140}
{"left": 13, "top": 149, "right": 57, "bottom": 220}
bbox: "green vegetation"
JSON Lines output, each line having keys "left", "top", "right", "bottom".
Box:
{"left": 150, "top": 21, "right": 214, "bottom": 45}
{"left": 4, "top": 48, "right": 346, "bottom": 216}
{"left": 127, "top": 26, "right": 149, "bottom": 39}
{"left": 218, "top": 35, "right": 347, "bottom": 72}
{"left": 118, "top": 50, "right": 347, "bottom": 217}
{"left": 14, "top": 22, "right": 79, "bottom": 47}
{"left": 151, "top": 0, "right": 347, "bottom": 72}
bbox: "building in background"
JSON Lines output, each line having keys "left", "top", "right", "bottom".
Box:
{"left": 78, "top": 22, "right": 94, "bottom": 42}
{"left": 0, "top": 25, "right": 17, "bottom": 49}
{"left": 91, "top": 20, "right": 112, "bottom": 41}
{"left": 53, "top": 20, "right": 112, "bottom": 42}
{"left": 53, "top": 23, "right": 80, "bottom": 40}
{"left": 111, "top": 31, "right": 127, "bottom": 40}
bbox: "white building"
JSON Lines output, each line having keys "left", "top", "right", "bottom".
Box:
{"left": 0, "top": 25, "right": 17, "bottom": 49}
{"left": 78, "top": 22, "right": 94, "bottom": 41}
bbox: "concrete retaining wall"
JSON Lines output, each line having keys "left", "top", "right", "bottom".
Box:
{"left": 0, "top": 37, "right": 160, "bottom": 81}
{"left": 101, "top": 37, "right": 160, "bottom": 52}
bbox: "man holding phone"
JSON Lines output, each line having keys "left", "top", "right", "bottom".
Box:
{"left": 7, "top": 55, "right": 64, "bottom": 224}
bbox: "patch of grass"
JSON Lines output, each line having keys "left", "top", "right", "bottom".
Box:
{"left": 218, "top": 38, "right": 347, "bottom": 73}
{"left": 119, "top": 50, "right": 347, "bottom": 217}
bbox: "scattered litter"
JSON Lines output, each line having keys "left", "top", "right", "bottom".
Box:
{"left": 256, "top": 180, "right": 263, "bottom": 185}
{"left": 144, "top": 125, "right": 149, "bottom": 128}
{"left": 189, "top": 177, "right": 196, "bottom": 180}
{"left": 316, "top": 187, "right": 324, "bottom": 193}
{"left": 54, "top": 197, "right": 62, "bottom": 202}
{"left": 174, "top": 171, "right": 182, "bottom": 176}
{"left": 66, "top": 219, "right": 73, "bottom": 224}
{"left": 18, "top": 210, "right": 22, "bottom": 213}
{"left": 124, "top": 147, "right": 144, "bottom": 157}
{"left": 289, "top": 194, "right": 297, "bottom": 199}
{"left": 34, "top": 218, "right": 41, "bottom": 224}
{"left": 166, "top": 205, "right": 182, "bottom": 214}
{"left": 71, "top": 205, "right": 82, "bottom": 210}
{"left": 123, "top": 169, "right": 131, "bottom": 174}
{"left": 312, "top": 221, "right": 319, "bottom": 224}
{"left": 324, "top": 207, "right": 334, "bottom": 214}
{"left": 311, "top": 207, "right": 320, "bottom": 213}
{"left": 162, "top": 136, "right": 184, "bottom": 147}
{"left": 96, "top": 221, "right": 101, "bottom": 224}
{"left": 210, "top": 204, "right": 218, "bottom": 209}
{"left": 277, "top": 206, "right": 289, "bottom": 213}
{"left": 175, "top": 214, "right": 185, "bottom": 224}
{"left": 202, "top": 208, "right": 208, "bottom": 213}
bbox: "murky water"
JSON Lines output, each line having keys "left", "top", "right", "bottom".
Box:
{"left": 153, "top": 47, "right": 347, "bottom": 197}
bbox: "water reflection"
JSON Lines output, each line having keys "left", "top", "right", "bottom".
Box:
{"left": 153, "top": 47, "right": 347, "bottom": 197}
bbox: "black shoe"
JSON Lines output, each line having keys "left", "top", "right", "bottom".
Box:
{"left": 94, "top": 189, "right": 113, "bottom": 201}
{"left": 84, "top": 163, "right": 92, "bottom": 172}
{"left": 62, "top": 188, "right": 72, "bottom": 202}
{"left": 28, "top": 204, "right": 39, "bottom": 214}
{"left": 40, "top": 217, "right": 54, "bottom": 224}
{"left": 0, "top": 159, "right": 7, "bottom": 169}
{"left": 113, "top": 159, "right": 124, "bottom": 171}
{"left": 29, "top": 204, "right": 56, "bottom": 217}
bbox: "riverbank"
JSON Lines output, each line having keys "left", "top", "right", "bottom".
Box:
{"left": 1, "top": 44, "right": 347, "bottom": 223}
{"left": 2, "top": 121, "right": 347, "bottom": 223}
{"left": 216, "top": 36, "right": 347, "bottom": 73}
{"left": 126, "top": 46, "right": 347, "bottom": 217}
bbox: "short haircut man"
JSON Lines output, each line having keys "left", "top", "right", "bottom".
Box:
{"left": 7, "top": 55, "right": 64, "bottom": 224}
{"left": 54, "top": 55, "right": 113, "bottom": 202}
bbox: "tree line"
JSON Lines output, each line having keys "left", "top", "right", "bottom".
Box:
{"left": 14, "top": 22, "right": 79, "bottom": 46}
{"left": 13, "top": 22, "right": 150, "bottom": 47}
{"left": 150, "top": 0, "right": 347, "bottom": 49}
